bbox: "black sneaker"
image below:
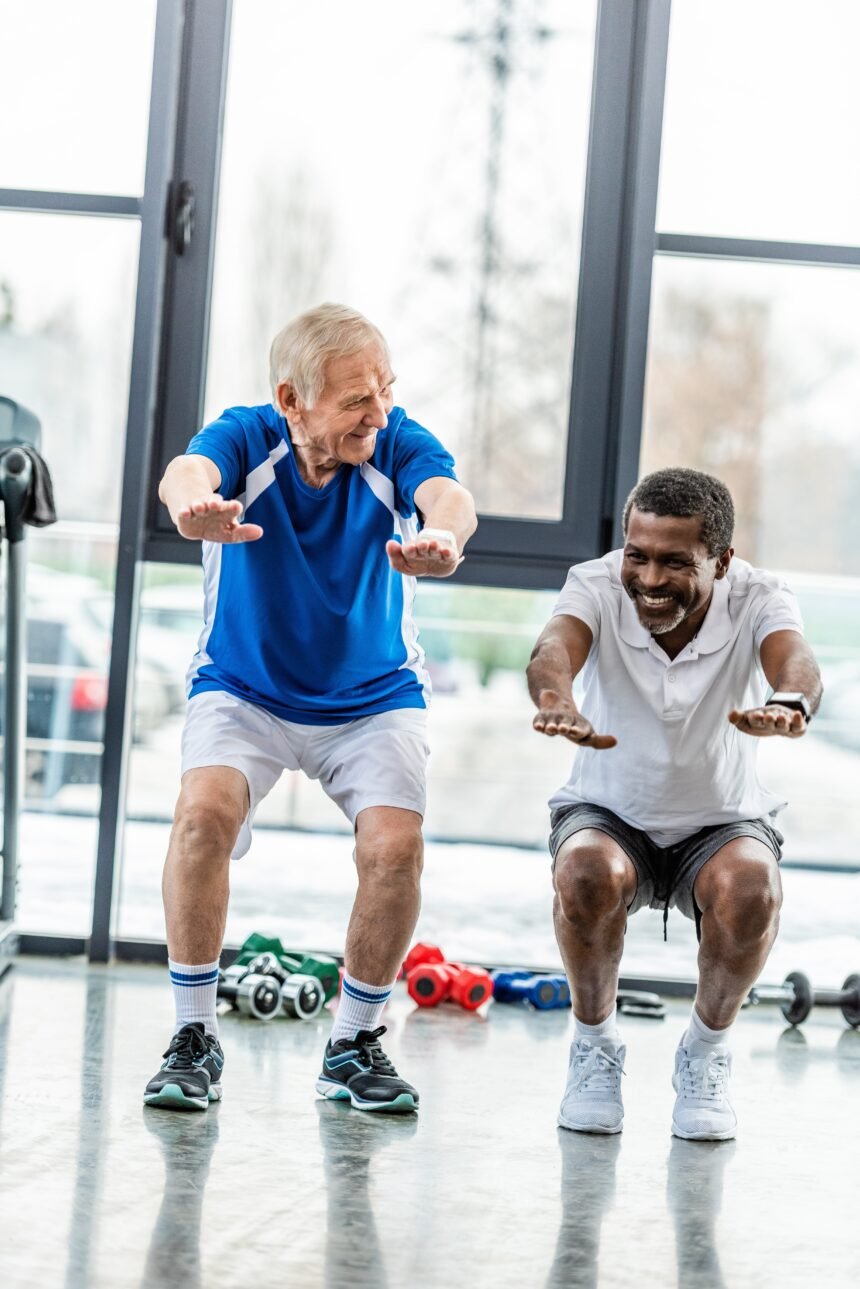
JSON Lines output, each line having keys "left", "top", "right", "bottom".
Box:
{"left": 316, "top": 1026, "right": 418, "bottom": 1113}
{"left": 144, "top": 1023, "right": 224, "bottom": 1112}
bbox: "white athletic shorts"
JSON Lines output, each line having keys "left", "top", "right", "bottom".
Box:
{"left": 180, "top": 690, "right": 430, "bottom": 860}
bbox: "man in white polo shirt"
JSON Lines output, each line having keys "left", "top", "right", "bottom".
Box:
{"left": 527, "top": 467, "right": 821, "bottom": 1141}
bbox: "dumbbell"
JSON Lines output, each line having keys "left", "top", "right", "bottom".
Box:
{"left": 746, "top": 972, "right": 860, "bottom": 1027}
{"left": 245, "top": 953, "right": 325, "bottom": 1021}
{"left": 407, "top": 961, "right": 493, "bottom": 1011}
{"left": 616, "top": 990, "right": 665, "bottom": 1019}
{"left": 217, "top": 964, "right": 282, "bottom": 1020}
{"left": 237, "top": 939, "right": 340, "bottom": 1003}
{"left": 492, "top": 971, "right": 571, "bottom": 1010}
{"left": 402, "top": 942, "right": 445, "bottom": 977}
{"left": 280, "top": 952, "right": 340, "bottom": 1003}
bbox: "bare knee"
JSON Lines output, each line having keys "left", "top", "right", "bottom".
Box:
{"left": 699, "top": 856, "right": 782, "bottom": 944}
{"left": 356, "top": 830, "right": 424, "bottom": 886}
{"left": 171, "top": 792, "right": 243, "bottom": 866}
{"left": 554, "top": 845, "right": 632, "bottom": 926}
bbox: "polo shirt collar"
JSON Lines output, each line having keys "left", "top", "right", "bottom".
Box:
{"left": 617, "top": 576, "right": 732, "bottom": 655}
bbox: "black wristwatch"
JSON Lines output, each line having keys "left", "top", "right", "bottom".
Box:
{"left": 766, "top": 692, "right": 812, "bottom": 722}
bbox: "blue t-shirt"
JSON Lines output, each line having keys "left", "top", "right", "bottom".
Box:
{"left": 184, "top": 403, "right": 457, "bottom": 724}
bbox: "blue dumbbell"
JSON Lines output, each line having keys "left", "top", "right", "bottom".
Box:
{"left": 492, "top": 971, "right": 571, "bottom": 1010}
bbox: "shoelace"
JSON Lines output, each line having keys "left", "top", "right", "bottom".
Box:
{"left": 570, "top": 1041, "right": 625, "bottom": 1094}
{"left": 163, "top": 1025, "right": 210, "bottom": 1070}
{"left": 352, "top": 1026, "right": 398, "bottom": 1077}
{"left": 678, "top": 1049, "right": 730, "bottom": 1102}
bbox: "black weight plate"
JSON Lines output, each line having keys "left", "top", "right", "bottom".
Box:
{"left": 782, "top": 971, "right": 813, "bottom": 1025}
{"left": 840, "top": 974, "right": 860, "bottom": 1028}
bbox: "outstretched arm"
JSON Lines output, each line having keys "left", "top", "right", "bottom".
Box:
{"left": 728, "top": 629, "right": 823, "bottom": 738}
{"left": 386, "top": 477, "right": 477, "bottom": 577}
{"left": 527, "top": 616, "right": 617, "bottom": 750}
{"left": 159, "top": 455, "right": 264, "bottom": 544}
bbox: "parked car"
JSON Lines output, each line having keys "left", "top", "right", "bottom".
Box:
{"left": 0, "top": 566, "right": 171, "bottom": 797}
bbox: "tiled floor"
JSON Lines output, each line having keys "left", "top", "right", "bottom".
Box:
{"left": 0, "top": 957, "right": 858, "bottom": 1288}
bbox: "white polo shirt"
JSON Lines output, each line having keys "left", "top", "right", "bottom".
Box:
{"left": 548, "top": 550, "right": 804, "bottom": 845}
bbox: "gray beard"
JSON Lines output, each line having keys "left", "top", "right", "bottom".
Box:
{"left": 637, "top": 603, "right": 688, "bottom": 634}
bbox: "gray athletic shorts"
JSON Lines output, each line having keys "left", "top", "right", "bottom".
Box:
{"left": 548, "top": 802, "right": 783, "bottom": 939}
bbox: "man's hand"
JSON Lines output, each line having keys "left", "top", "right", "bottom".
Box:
{"left": 177, "top": 496, "right": 263, "bottom": 544}
{"left": 386, "top": 535, "right": 462, "bottom": 578}
{"left": 728, "top": 705, "right": 807, "bottom": 738}
{"left": 532, "top": 691, "right": 617, "bottom": 749}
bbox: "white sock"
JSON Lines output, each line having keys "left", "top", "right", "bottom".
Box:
{"left": 574, "top": 1006, "right": 619, "bottom": 1043}
{"left": 684, "top": 1006, "right": 731, "bottom": 1049}
{"left": 330, "top": 972, "right": 393, "bottom": 1044}
{"left": 169, "top": 958, "right": 220, "bottom": 1038}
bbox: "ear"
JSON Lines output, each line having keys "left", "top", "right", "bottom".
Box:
{"left": 276, "top": 380, "right": 303, "bottom": 422}
{"left": 714, "top": 547, "right": 734, "bottom": 579}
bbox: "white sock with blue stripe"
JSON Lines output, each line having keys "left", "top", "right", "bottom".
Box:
{"left": 169, "top": 958, "right": 220, "bottom": 1038}
{"left": 330, "top": 972, "right": 393, "bottom": 1043}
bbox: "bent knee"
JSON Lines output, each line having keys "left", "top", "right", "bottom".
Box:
{"left": 554, "top": 844, "right": 633, "bottom": 923}
{"left": 699, "top": 854, "right": 782, "bottom": 939}
{"left": 171, "top": 794, "right": 244, "bottom": 862}
{"left": 356, "top": 833, "right": 424, "bottom": 883}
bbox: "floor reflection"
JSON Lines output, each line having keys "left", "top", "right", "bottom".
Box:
{"left": 666, "top": 1137, "right": 735, "bottom": 1289}
{"left": 140, "top": 1107, "right": 221, "bottom": 1289}
{"left": 547, "top": 1131, "right": 621, "bottom": 1288}
{"left": 317, "top": 1101, "right": 418, "bottom": 1289}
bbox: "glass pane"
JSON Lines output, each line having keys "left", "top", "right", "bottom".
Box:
{"left": 0, "top": 212, "right": 139, "bottom": 524}
{"left": 0, "top": 209, "right": 139, "bottom": 936}
{"left": 641, "top": 254, "right": 860, "bottom": 879}
{"left": 205, "top": 0, "right": 597, "bottom": 519}
{"left": 0, "top": 0, "right": 157, "bottom": 195}
{"left": 657, "top": 0, "right": 860, "bottom": 245}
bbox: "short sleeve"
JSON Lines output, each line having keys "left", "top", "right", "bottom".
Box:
{"left": 390, "top": 415, "right": 457, "bottom": 516}
{"left": 551, "top": 566, "right": 601, "bottom": 641}
{"left": 752, "top": 581, "right": 805, "bottom": 651}
{"left": 185, "top": 410, "right": 249, "bottom": 501}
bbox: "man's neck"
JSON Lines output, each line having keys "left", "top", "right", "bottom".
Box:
{"left": 288, "top": 432, "right": 341, "bottom": 490}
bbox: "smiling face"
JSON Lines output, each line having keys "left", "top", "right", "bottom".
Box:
{"left": 276, "top": 342, "right": 396, "bottom": 471}
{"left": 620, "top": 508, "right": 732, "bottom": 637}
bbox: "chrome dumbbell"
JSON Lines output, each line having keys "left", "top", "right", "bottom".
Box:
{"left": 217, "top": 963, "right": 282, "bottom": 1020}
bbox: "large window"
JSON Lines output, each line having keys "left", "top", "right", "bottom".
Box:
{"left": 0, "top": 2, "right": 157, "bottom": 936}
{"left": 204, "top": 0, "right": 597, "bottom": 522}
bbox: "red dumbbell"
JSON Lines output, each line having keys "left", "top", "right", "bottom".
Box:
{"left": 407, "top": 960, "right": 493, "bottom": 1011}
{"left": 402, "top": 942, "right": 445, "bottom": 977}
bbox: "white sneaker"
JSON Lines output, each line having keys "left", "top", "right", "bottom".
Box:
{"left": 671, "top": 1039, "right": 737, "bottom": 1141}
{"left": 558, "top": 1037, "right": 626, "bottom": 1134}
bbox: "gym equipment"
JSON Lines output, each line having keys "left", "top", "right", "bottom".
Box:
{"left": 217, "top": 963, "right": 282, "bottom": 1020}
{"left": 244, "top": 952, "right": 325, "bottom": 1021}
{"left": 235, "top": 933, "right": 340, "bottom": 1002}
{"left": 407, "top": 960, "right": 493, "bottom": 1011}
{"left": 280, "top": 974, "right": 326, "bottom": 1020}
{"left": 404, "top": 943, "right": 493, "bottom": 1010}
{"left": 402, "top": 942, "right": 445, "bottom": 976}
{"left": 745, "top": 972, "right": 860, "bottom": 1028}
{"left": 492, "top": 971, "right": 570, "bottom": 1010}
{"left": 616, "top": 990, "right": 665, "bottom": 1019}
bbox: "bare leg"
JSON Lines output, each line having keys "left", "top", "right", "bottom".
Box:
{"left": 552, "top": 831, "right": 638, "bottom": 1024}
{"left": 163, "top": 766, "right": 249, "bottom": 963}
{"left": 345, "top": 806, "right": 424, "bottom": 984}
{"left": 692, "top": 838, "right": 783, "bottom": 1030}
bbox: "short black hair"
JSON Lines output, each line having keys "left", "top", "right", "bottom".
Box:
{"left": 622, "top": 467, "right": 734, "bottom": 557}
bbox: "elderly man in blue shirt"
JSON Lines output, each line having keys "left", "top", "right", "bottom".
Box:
{"left": 145, "top": 303, "right": 477, "bottom": 1115}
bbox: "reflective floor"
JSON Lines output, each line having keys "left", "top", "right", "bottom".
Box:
{"left": 0, "top": 958, "right": 858, "bottom": 1288}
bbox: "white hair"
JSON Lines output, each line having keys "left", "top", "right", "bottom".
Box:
{"left": 268, "top": 303, "right": 390, "bottom": 410}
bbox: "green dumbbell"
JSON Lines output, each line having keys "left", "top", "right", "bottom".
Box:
{"left": 236, "top": 935, "right": 340, "bottom": 1003}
